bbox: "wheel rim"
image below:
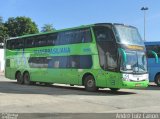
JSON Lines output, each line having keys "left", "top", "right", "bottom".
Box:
{"left": 24, "top": 73, "right": 29, "bottom": 83}
{"left": 87, "top": 79, "right": 94, "bottom": 88}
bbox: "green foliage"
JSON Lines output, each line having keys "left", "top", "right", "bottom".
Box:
{"left": 5, "top": 16, "right": 39, "bottom": 37}
{"left": 0, "top": 16, "right": 3, "bottom": 24}
{"left": 0, "top": 25, "right": 8, "bottom": 40}
{"left": 0, "top": 17, "right": 8, "bottom": 43}
{"left": 41, "top": 24, "right": 55, "bottom": 32}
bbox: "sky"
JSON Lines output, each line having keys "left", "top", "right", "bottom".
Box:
{"left": 0, "top": 0, "right": 160, "bottom": 41}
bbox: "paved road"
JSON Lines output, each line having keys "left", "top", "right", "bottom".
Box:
{"left": 0, "top": 75, "right": 160, "bottom": 113}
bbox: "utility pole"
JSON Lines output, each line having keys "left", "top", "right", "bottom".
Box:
{"left": 141, "top": 7, "right": 149, "bottom": 41}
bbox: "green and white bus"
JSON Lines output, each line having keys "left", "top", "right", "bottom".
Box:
{"left": 5, "top": 23, "right": 149, "bottom": 91}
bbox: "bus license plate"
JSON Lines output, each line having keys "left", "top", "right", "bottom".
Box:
{"left": 133, "top": 75, "right": 142, "bottom": 78}
{"left": 135, "top": 84, "right": 141, "bottom": 87}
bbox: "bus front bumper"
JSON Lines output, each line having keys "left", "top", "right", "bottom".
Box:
{"left": 122, "top": 80, "right": 149, "bottom": 89}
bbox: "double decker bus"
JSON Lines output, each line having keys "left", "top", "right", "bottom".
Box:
{"left": 145, "top": 41, "right": 160, "bottom": 86}
{"left": 5, "top": 23, "right": 149, "bottom": 91}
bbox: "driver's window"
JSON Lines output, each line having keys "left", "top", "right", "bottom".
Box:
{"left": 94, "top": 26, "right": 118, "bottom": 71}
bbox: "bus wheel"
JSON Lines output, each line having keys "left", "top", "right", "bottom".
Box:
{"left": 110, "top": 88, "right": 120, "bottom": 92}
{"left": 23, "top": 72, "right": 32, "bottom": 85}
{"left": 16, "top": 72, "right": 23, "bottom": 84}
{"left": 155, "top": 74, "right": 160, "bottom": 87}
{"left": 84, "top": 75, "right": 98, "bottom": 92}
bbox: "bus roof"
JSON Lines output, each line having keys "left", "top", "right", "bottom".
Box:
{"left": 7, "top": 23, "right": 136, "bottom": 40}
{"left": 144, "top": 41, "right": 160, "bottom": 45}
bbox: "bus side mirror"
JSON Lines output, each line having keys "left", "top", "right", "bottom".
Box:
{"left": 148, "top": 50, "right": 158, "bottom": 63}
{"left": 118, "top": 48, "right": 127, "bottom": 65}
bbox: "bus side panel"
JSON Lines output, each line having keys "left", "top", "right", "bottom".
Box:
{"left": 46, "top": 69, "right": 66, "bottom": 83}
{"left": 29, "top": 68, "right": 43, "bottom": 82}
{"left": 65, "top": 69, "right": 79, "bottom": 85}
{"left": 95, "top": 70, "right": 107, "bottom": 88}
{"left": 5, "top": 67, "right": 11, "bottom": 79}
{"left": 9, "top": 58, "right": 17, "bottom": 80}
{"left": 148, "top": 58, "right": 160, "bottom": 82}
{"left": 91, "top": 55, "right": 107, "bottom": 87}
{"left": 105, "top": 72, "right": 122, "bottom": 89}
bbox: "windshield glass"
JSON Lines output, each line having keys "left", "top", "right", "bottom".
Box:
{"left": 114, "top": 25, "right": 144, "bottom": 46}
{"left": 120, "top": 50, "right": 147, "bottom": 73}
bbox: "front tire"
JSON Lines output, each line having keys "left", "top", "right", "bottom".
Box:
{"left": 16, "top": 72, "right": 23, "bottom": 84}
{"left": 84, "top": 75, "right": 98, "bottom": 92}
{"left": 155, "top": 74, "right": 160, "bottom": 87}
{"left": 110, "top": 88, "right": 120, "bottom": 92}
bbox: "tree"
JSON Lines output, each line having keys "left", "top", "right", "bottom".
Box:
{"left": 0, "top": 16, "right": 3, "bottom": 24}
{"left": 5, "top": 16, "right": 39, "bottom": 37}
{"left": 41, "top": 24, "right": 55, "bottom": 32}
{"left": 0, "top": 16, "right": 8, "bottom": 46}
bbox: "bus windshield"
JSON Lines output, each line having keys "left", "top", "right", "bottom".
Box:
{"left": 114, "top": 25, "right": 144, "bottom": 46}
{"left": 120, "top": 50, "right": 147, "bottom": 73}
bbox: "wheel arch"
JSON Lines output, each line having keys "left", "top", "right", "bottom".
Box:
{"left": 81, "top": 72, "right": 95, "bottom": 86}
{"left": 23, "top": 70, "right": 30, "bottom": 78}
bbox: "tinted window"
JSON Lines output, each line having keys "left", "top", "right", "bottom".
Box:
{"left": 8, "top": 28, "right": 91, "bottom": 49}
{"left": 6, "top": 40, "right": 11, "bottom": 49}
{"left": 82, "top": 29, "right": 92, "bottom": 43}
{"left": 79, "top": 55, "right": 92, "bottom": 69}
{"left": 94, "top": 26, "right": 118, "bottom": 71}
{"left": 68, "top": 55, "right": 92, "bottom": 69}
{"left": 48, "top": 57, "right": 60, "bottom": 68}
{"left": 15, "top": 39, "right": 24, "bottom": 49}
{"left": 34, "top": 35, "right": 47, "bottom": 47}
{"left": 34, "top": 34, "right": 57, "bottom": 47}
{"left": 25, "top": 37, "right": 35, "bottom": 48}
{"left": 56, "top": 32, "right": 69, "bottom": 45}
{"left": 146, "top": 45, "right": 160, "bottom": 58}
{"left": 57, "top": 28, "right": 92, "bottom": 45}
{"left": 94, "top": 26, "right": 114, "bottom": 41}
{"left": 46, "top": 34, "right": 57, "bottom": 46}
{"left": 10, "top": 39, "right": 16, "bottom": 49}
{"left": 59, "top": 57, "right": 68, "bottom": 68}
{"left": 48, "top": 56, "right": 68, "bottom": 68}
{"left": 29, "top": 57, "right": 46, "bottom": 68}
{"left": 28, "top": 55, "right": 92, "bottom": 69}
{"left": 68, "top": 56, "right": 80, "bottom": 68}
{"left": 8, "top": 38, "right": 24, "bottom": 49}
